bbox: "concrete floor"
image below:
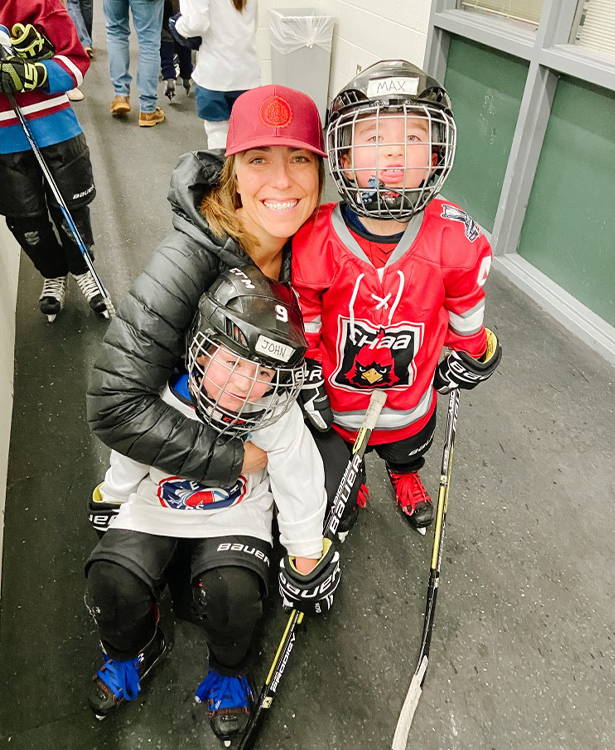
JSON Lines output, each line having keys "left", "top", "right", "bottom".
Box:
{"left": 2, "top": 15, "right": 615, "bottom": 750}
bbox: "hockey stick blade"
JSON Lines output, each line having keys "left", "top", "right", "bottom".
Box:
{"left": 391, "top": 656, "right": 428, "bottom": 750}
{"left": 238, "top": 389, "right": 387, "bottom": 750}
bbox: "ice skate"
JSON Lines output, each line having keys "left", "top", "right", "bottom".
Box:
{"left": 182, "top": 79, "right": 191, "bottom": 96}
{"left": 88, "top": 628, "right": 168, "bottom": 720}
{"left": 164, "top": 78, "right": 176, "bottom": 101}
{"left": 72, "top": 270, "right": 110, "bottom": 318}
{"left": 388, "top": 469, "right": 433, "bottom": 535}
{"left": 337, "top": 483, "right": 369, "bottom": 543}
{"left": 195, "top": 668, "right": 253, "bottom": 747}
{"left": 39, "top": 275, "right": 67, "bottom": 322}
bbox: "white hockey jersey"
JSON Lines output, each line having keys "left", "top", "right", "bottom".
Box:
{"left": 99, "top": 375, "right": 326, "bottom": 559}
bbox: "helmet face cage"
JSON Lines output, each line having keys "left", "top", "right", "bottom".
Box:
{"left": 187, "top": 328, "right": 306, "bottom": 439}
{"left": 327, "top": 98, "right": 456, "bottom": 221}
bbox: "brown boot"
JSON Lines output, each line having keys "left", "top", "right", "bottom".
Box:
{"left": 138, "top": 107, "right": 165, "bottom": 127}
{"left": 110, "top": 95, "right": 130, "bottom": 117}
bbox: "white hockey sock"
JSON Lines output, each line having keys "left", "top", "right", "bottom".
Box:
{"left": 203, "top": 120, "right": 230, "bottom": 151}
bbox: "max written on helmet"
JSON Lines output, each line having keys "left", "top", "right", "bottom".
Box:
{"left": 326, "top": 59, "right": 457, "bottom": 221}
{"left": 187, "top": 265, "right": 307, "bottom": 437}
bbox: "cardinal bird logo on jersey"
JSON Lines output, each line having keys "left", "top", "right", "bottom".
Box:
{"left": 157, "top": 476, "right": 247, "bottom": 511}
{"left": 333, "top": 319, "right": 424, "bottom": 392}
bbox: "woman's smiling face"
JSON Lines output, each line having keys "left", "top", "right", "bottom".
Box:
{"left": 234, "top": 146, "right": 320, "bottom": 247}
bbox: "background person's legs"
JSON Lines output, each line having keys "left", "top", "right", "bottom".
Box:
{"left": 103, "top": 0, "right": 132, "bottom": 98}
{"left": 130, "top": 0, "right": 164, "bottom": 114}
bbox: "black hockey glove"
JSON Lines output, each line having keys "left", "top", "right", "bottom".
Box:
{"left": 297, "top": 358, "right": 333, "bottom": 432}
{"left": 278, "top": 539, "right": 341, "bottom": 617}
{"left": 10, "top": 23, "right": 55, "bottom": 61}
{"left": 0, "top": 56, "right": 48, "bottom": 93}
{"left": 434, "top": 328, "right": 502, "bottom": 394}
{"left": 168, "top": 14, "right": 202, "bottom": 51}
{"left": 87, "top": 483, "right": 123, "bottom": 536}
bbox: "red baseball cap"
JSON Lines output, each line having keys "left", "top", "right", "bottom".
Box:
{"left": 225, "top": 85, "right": 326, "bottom": 157}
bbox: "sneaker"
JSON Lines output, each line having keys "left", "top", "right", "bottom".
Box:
{"left": 138, "top": 107, "right": 165, "bottom": 127}
{"left": 88, "top": 629, "right": 168, "bottom": 719}
{"left": 110, "top": 95, "right": 130, "bottom": 117}
{"left": 72, "top": 270, "right": 110, "bottom": 318}
{"left": 195, "top": 668, "right": 253, "bottom": 746}
{"left": 387, "top": 469, "right": 433, "bottom": 532}
{"left": 164, "top": 79, "right": 176, "bottom": 101}
{"left": 337, "top": 483, "right": 369, "bottom": 543}
{"left": 67, "top": 88, "right": 84, "bottom": 101}
{"left": 39, "top": 275, "right": 67, "bottom": 322}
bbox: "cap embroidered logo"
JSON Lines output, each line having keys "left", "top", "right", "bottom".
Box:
{"left": 260, "top": 96, "right": 293, "bottom": 129}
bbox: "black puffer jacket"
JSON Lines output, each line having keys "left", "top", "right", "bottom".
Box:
{"left": 86, "top": 151, "right": 291, "bottom": 486}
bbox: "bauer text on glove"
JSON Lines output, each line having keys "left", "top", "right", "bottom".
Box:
{"left": 298, "top": 359, "right": 333, "bottom": 432}
{"left": 434, "top": 328, "right": 502, "bottom": 394}
{"left": 278, "top": 539, "right": 340, "bottom": 617}
{"left": 87, "top": 483, "right": 124, "bottom": 535}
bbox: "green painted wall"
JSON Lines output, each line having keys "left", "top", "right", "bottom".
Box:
{"left": 518, "top": 76, "right": 615, "bottom": 327}
{"left": 443, "top": 36, "right": 527, "bottom": 231}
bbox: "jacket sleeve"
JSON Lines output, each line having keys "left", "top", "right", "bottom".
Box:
{"left": 86, "top": 234, "right": 244, "bottom": 487}
{"left": 40, "top": 7, "right": 91, "bottom": 92}
{"left": 176, "top": 0, "right": 211, "bottom": 37}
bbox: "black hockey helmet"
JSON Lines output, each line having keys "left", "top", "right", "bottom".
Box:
{"left": 327, "top": 59, "right": 457, "bottom": 221}
{"left": 187, "top": 265, "right": 307, "bottom": 437}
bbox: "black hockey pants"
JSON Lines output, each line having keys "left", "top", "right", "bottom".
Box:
{"left": 309, "top": 407, "right": 437, "bottom": 518}
{"left": 85, "top": 530, "right": 269, "bottom": 675}
{"left": 0, "top": 133, "right": 95, "bottom": 278}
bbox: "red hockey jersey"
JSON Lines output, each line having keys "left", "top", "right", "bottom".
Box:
{"left": 0, "top": 0, "right": 90, "bottom": 153}
{"left": 292, "top": 200, "right": 492, "bottom": 444}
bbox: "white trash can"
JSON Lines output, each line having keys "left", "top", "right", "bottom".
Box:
{"left": 269, "top": 8, "right": 334, "bottom": 122}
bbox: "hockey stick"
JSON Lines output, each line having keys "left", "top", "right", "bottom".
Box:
{"left": 237, "top": 389, "right": 387, "bottom": 750}
{"left": 391, "top": 388, "right": 460, "bottom": 750}
{"left": 0, "top": 28, "right": 114, "bottom": 318}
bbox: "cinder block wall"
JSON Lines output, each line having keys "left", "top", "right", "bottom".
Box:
{"left": 258, "top": 0, "right": 433, "bottom": 96}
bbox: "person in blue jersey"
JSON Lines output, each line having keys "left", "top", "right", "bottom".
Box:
{"left": 0, "top": 0, "right": 106, "bottom": 321}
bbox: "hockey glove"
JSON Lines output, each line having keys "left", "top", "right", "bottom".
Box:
{"left": 168, "top": 14, "right": 202, "bottom": 51}
{"left": 297, "top": 358, "right": 333, "bottom": 432}
{"left": 87, "top": 483, "right": 123, "bottom": 536}
{"left": 0, "top": 56, "right": 48, "bottom": 93}
{"left": 434, "top": 328, "right": 502, "bottom": 394}
{"left": 10, "top": 23, "right": 55, "bottom": 61}
{"left": 278, "top": 539, "right": 340, "bottom": 617}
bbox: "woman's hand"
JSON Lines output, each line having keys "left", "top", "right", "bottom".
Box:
{"left": 242, "top": 441, "right": 268, "bottom": 474}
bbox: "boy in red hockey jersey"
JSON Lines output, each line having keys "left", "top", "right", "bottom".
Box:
{"left": 292, "top": 60, "right": 502, "bottom": 533}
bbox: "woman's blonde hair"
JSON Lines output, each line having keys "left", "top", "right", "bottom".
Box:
{"left": 201, "top": 155, "right": 326, "bottom": 256}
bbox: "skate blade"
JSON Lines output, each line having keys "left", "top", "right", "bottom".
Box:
{"left": 46, "top": 314, "right": 57, "bottom": 323}
{"left": 416, "top": 526, "right": 427, "bottom": 536}
{"left": 95, "top": 714, "right": 106, "bottom": 721}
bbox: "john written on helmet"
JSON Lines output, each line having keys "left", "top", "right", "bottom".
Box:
{"left": 326, "top": 59, "right": 457, "bottom": 221}
{"left": 187, "top": 265, "right": 307, "bottom": 437}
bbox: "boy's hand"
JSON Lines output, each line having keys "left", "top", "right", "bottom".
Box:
{"left": 10, "top": 23, "right": 55, "bottom": 61}
{"left": 0, "top": 56, "right": 47, "bottom": 93}
{"left": 434, "top": 328, "right": 502, "bottom": 394}
{"left": 242, "top": 441, "right": 268, "bottom": 474}
{"left": 278, "top": 539, "right": 340, "bottom": 616}
{"left": 298, "top": 359, "right": 333, "bottom": 432}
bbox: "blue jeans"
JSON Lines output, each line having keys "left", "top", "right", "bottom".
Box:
{"left": 103, "top": 0, "right": 164, "bottom": 113}
{"left": 67, "top": 0, "right": 92, "bottom": 48}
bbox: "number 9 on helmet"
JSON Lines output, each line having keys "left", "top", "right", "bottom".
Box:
{"left": 186, "top": 266, "right": 308, "bottom": 437}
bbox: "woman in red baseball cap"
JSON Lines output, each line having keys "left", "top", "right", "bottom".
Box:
{"left": 85, "top": 85, "right": 329, "bottom": 742}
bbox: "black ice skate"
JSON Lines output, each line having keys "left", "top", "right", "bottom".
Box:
{"left": 72, "top": 270, "right": 110, "bottom": 318}
{"left": 164, "top": 78, "right": 176, "bottom": 101}
{"left": 88, "top": 628, "right": 168, "bottom": 720}
{"left": 337, "top": 483, "right": 369, "bottom": 543}
{"left": 388, "top": 469, "right": 434, "bottom": 535}
{"left": 39, "top": 275, "right": 67, "bottom": 322}
{"left": 195, "top": 669, "right": 253, "bottom": 747}
{"left": 183, "top": 79, "right": 191, "bottom": 96}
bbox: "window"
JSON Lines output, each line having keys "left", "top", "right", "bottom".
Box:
{"left": 459, "top": 1, "right": 545, "bottom": 26}
{"left": 575, "top": 0, "right": 615, "bottom": 61}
